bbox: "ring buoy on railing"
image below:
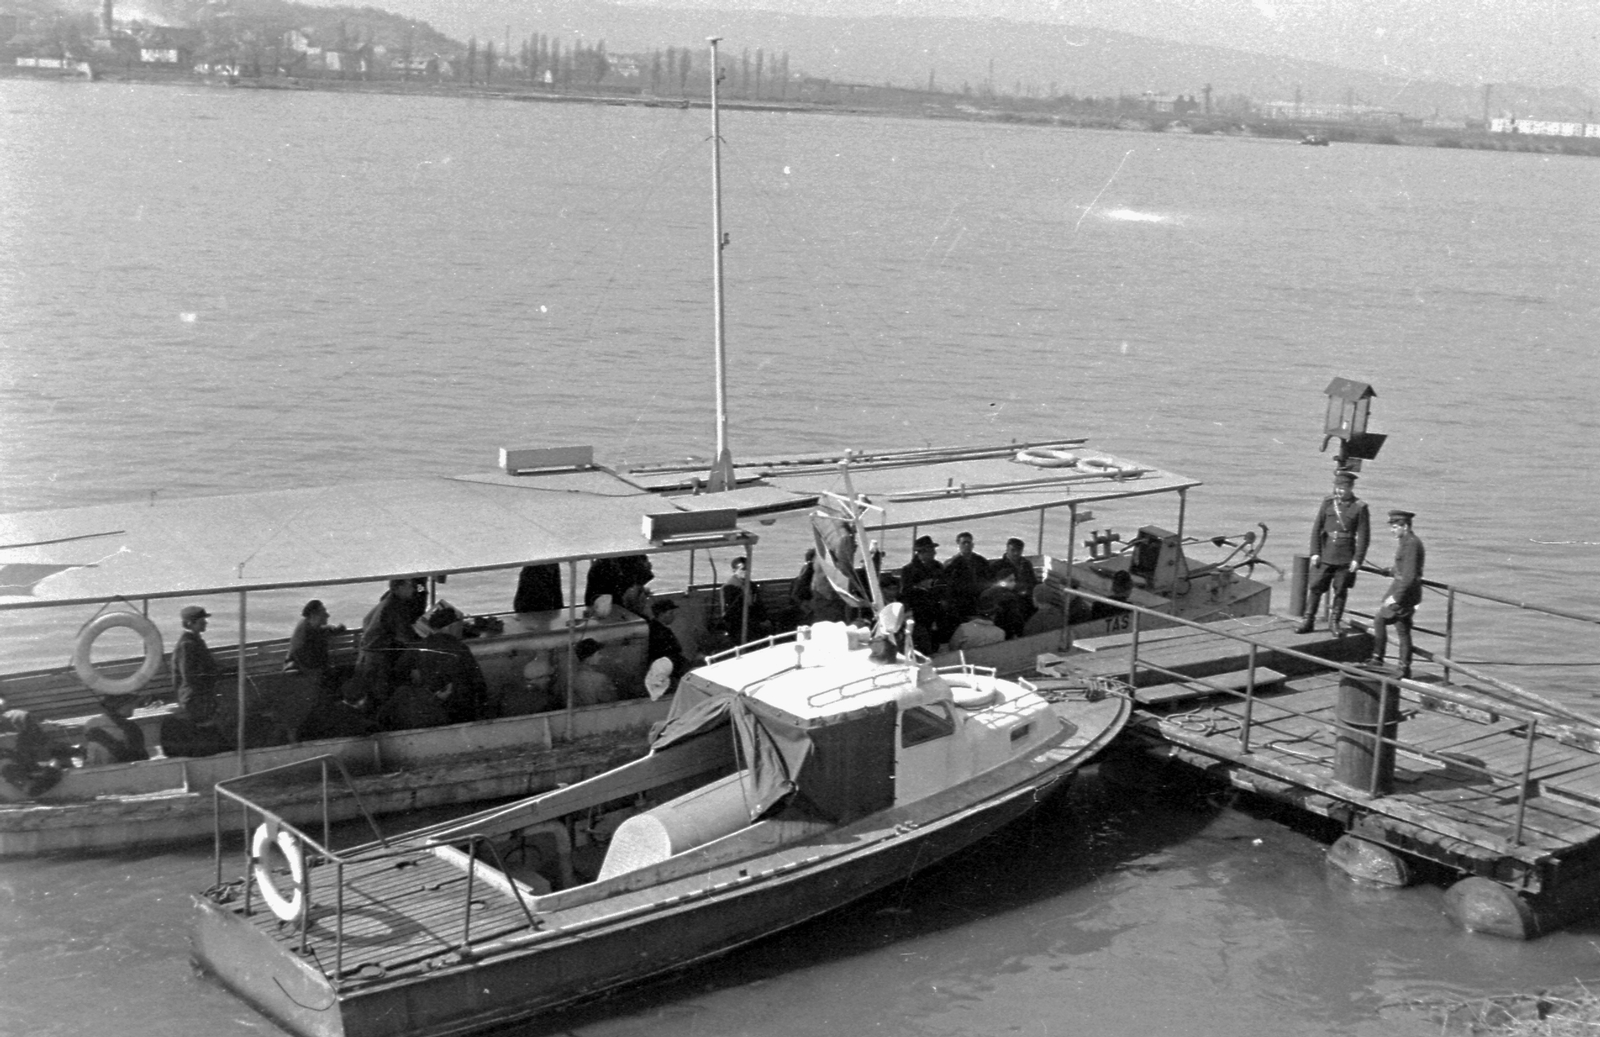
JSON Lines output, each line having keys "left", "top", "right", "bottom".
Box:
{"left": 1015, "top": 446, "right": 1080, "bottom": 468}
{"left": 251, "top": 821, "right": 307, "bottom": 923}
{"left": 1075, "top": 457, "right": 1119, "bottom": 471}
{"left": 71, "top": 612, "right": 163, "bottom": 696}
{"left": 945, "top": 673, "right": 1000, "bottom": 709}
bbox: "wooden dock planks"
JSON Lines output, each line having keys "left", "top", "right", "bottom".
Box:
{"left": 1053, "top": 618, "right": 1600, "bottom": 882}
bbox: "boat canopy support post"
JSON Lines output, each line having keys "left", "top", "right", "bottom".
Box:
{"left": 236, "top": 591, "right": 247, "bottom": 774}
{"left": 1037, "top": 508, "right": 1046, "bottom": 559}
{"left": 1176, "top": 487, "right": 1188, "bottom": 542}
{"left": 706, "top": 35, "right": 735, "bottom": 492}
{"left": 1061, "top": 503, "right": 1078, "bottom": 654}
{"left": 565, "top": 561, "right": 579, "bottom": 740}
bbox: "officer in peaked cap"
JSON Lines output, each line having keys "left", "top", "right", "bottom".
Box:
{"left": 1296, "top": 468, "right": 1370, "bottom": 635}
{"left": 1369, "top": 509, "right": 1426, "bottom": 678}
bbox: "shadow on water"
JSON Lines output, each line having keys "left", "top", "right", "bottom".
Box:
{"left": 502, "top": 765, "right": 1224, "bottom": 1036}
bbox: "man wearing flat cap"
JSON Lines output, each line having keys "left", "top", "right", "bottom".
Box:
{"left": 172, "top": 605, "right": 221, "bottom": 721}
{"left": 1297, "top": 469, "right": 1370, "bottom": 635}
{"left": 1369, "top": 510, "right": 1426, "bottom": 678}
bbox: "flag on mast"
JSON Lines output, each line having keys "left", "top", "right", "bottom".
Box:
{"left": 810, "top": 495, "right": 867, "bottom": 607}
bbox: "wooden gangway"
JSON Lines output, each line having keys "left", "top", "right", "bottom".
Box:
{"left": 1036, "top": 603, "right": 1600, "bottom": 938}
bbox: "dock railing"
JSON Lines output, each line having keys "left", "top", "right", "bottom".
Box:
{"left": 1061, "top": 586, "right": 1598, "bottom": 848}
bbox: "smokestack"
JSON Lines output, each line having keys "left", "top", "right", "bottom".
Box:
{"left": 101, "top": 0, "right": 113, "bottom": 36}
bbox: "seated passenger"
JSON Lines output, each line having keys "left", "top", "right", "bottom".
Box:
{"left": 555, "top": 638, "right": 619, "bottom": 707}
{"left": 0, "top": 696, "right": 74, "bottom": 798}
{"left": 82, "top": 693, "right": 151, "bottom": 767}
{"left": 159, "top": 691, "right": 229, "bottom": 758}
{"left": 412, "top": 601, "right": 491, "bottom": 724}
{"left": 513, "top": 563, "right": 564, "bottom": 614}
{"left": 947, "top": 605, "right": 1006, "bottom": 652}
{"left": 299, "top": 676, "right": 379, "bottom": 741}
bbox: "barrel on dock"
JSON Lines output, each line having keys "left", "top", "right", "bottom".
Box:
{"left": 1334, "top": 672, "right": 1400, "bottom": 794}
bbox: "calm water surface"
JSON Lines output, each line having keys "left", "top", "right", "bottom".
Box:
{"left": 0, "top": 79, "right": 1597, "bottom": 1037}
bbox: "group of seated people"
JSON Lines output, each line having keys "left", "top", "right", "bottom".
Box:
{"left": 893, "top": 531, "right": 1093, "bottom": 655}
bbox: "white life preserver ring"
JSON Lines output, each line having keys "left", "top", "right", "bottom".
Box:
{"left": 1015, "top": 446, "right": 1080, "bottom": 468}
{"left": 946, "top": 673, "right": 999, "bottom": 709}
{"left": 1017, "top": 448, "right": 1081, "bottom": 473}
{"left": 72, "top": 612, "right": 163, "bottom": 696}
{"left": 251, "top": 821, "right": 306, "bottom": 924}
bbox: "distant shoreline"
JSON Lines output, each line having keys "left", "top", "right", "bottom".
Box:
{"left": 8, "top": 65, "right": 1597, "bottom": 159}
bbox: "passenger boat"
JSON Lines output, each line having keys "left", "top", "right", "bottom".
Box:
{"left": 190, "top": 585, "right": 1130, "bottom": 1037}
{"left": 0, "top": 33, "right": 1275, "bottom": 857}
{"left": 0, "top": 438, "right": 1270, "bottom": 856}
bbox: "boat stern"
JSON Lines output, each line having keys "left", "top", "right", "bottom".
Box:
{"left": 190, "top": 893, "right": 345, "bottom": 1037}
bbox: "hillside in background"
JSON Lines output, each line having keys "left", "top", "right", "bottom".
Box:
{"left": 289, "top": 0, "right": 1598, "bottom": 120}
{"left": 14, "top": 0, "right": 1596, "bottom": 120}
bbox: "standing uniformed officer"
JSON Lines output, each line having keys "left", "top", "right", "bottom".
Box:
{"left": 1369, "top": 509, "right": 1426, "bottom": 678}
{"left": 1296, "top": 469, "right": 1370, "bottom": 634}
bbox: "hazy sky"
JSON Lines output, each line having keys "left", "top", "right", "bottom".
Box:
{"left": 618, "top": 0, "right": 1600, "bottom": 89}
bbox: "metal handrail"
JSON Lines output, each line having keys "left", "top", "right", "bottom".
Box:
{"left": 1061, "top": 586, "right": 1558, "bottom": 846}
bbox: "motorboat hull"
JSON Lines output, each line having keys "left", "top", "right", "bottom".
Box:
{"left": 191, "top": 695, "right": 1126, "bottom": 1037}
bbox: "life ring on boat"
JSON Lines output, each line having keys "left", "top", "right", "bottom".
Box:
{"left": 1015, "top": 446, "right": 1080, "bottom": 468}
{"left": 251, "top": 821, "right": 306, "bottom": 924}
{"left": 71, "top": 612, "right": 163, "bottom": 696}
{"left": 1076, "top": 457, "right": 1120, "bottom": 471}
{"left": 945, "top": 673, "right": 999, "bottom": 709}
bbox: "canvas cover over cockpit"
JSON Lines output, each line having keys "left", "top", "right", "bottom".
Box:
{"left": 650, "top": 665, "right": 901, "bottom": 825}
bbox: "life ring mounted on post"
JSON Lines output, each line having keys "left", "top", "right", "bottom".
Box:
{"left": 251, "top": 820, "right": 307, "bottom": 924}
{"left": 1014, "top": 446, "right": 1080, "bottom": 469}
{"left": 71, "top": 611, "right": 163, "bottom": 696}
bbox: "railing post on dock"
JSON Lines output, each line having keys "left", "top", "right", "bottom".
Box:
{"left": 322, "top": 759, "right": 331, "bottom": 852}
{"left": 1370, "top": 675, "right": 1390, "bottom": 796}
{"left": 1444, "top": 588, "right": 1457, "bottom": 683}
{"left": 1512, "top": 718, "right": 1539, "bottom": 846}
{"left": 1240, "top": 642, "right": 1258, "bottom": 754}
{"left": 299, "top": 834, "right": 312, "bottom": 957}
{"left": 334, "top": 862, "right": 345, "bottom": 986}
{"left": 1127, "top": 606, "right": 1141, "bottom": 689}
{"left": 461, "top": 838, "right": 478, "bottom": 950}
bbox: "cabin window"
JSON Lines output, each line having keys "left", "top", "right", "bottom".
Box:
{"left": 1009, "top": 723, "right": 1032, "bottom": 743}
{"left": 901, "top": 704, "right": 955, "bottom": 748}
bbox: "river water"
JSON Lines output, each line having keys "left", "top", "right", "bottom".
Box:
{"left": 1, "top": 78, "right": 1598, "bottom": 1036}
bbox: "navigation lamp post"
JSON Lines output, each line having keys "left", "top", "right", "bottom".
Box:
{"left": 1321, "top": 377, "right": 1385, "bottom": 471}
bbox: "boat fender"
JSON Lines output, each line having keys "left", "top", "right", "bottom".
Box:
{"left": 72, "top": 612, "right": 163, "bottom": 696}
{"left": 251, "top": 821, "right": 306, "bottom": 924}
{"left": 945, "top": 674, "right": 999, "bottom": 709}
{"left": 1014, "top": 447, "right": 1080, "bottom": 468}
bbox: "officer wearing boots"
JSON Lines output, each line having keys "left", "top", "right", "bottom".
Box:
{"left": 1369, "top": 509, "right": 1426, "bottom": 678}
{"left": 1296, "top": 469, "right": 1370, "bottom": 634}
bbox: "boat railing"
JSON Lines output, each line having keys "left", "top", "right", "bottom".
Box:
{"left": 1062, "top": 586, "right": 1580, "bottom": 848}
{"left": 209, "top": 756, "right": 547, "bottom": 986}
{"left": 803, "top": 667, "right": 919, "bottom": 709}
{"left": 705, "top": 627, "right": 803, "bottom": 663}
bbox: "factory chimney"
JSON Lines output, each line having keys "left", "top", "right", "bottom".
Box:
{"left": 101, "top": 0, "right": 113, "bottom": 36}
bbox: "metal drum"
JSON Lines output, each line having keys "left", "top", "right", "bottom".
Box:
{"left": 1334, "top": 672, "right": 1400, "bottom": 794}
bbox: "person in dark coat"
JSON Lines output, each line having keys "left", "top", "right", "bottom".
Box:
{"left": 646, "top": 599, "right": 689, "bottom": 682}
{"left": 900, "top": 535, "right": 948, "bottom": 653}
{"left": 719, "top": 556, "right": 768, "bottom": 641}
{"left": 356, "top": 579, "right": 419, "bottom": 702}
{"left": 171, "top": 604, "right": 221, "bottom": 720}
{"left": 513, "top": 563, "right": 564, "bottom": 614}
{"left": 1296, "top": 469, "right": 1371, "bottom": 634}
{"left": 411, "top": 601, "right": 491, "bottom": 724}
{"left": 0, "top": 696, "right": 74, "bottom": 797}
{"left": 942, "top": 531, "right": 990, "bottom": 627}
{"left": 1369, "top": 510, "right": 1427, "bottom": 678}
{"left": 299, "top": 676, "right": 379, "bottom": 741}
{"left": 82, "top": 693, "right": 150, "bottom": 766}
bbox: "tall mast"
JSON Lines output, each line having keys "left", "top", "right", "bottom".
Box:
{"left": 706, "top": 36, "right": 736, "bottom": 492}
